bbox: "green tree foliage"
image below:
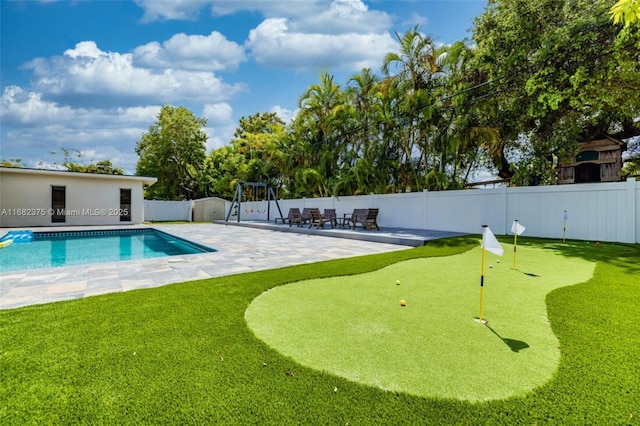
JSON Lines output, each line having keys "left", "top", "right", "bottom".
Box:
{"left": 622, "top": 141, "right": 640, "bottom": 177}
{"left": 610, "top": 0, "right": 640, "bottom": 26}
{"left": 166, "top": 7, "right": 639, "bottom": 200}
{"left": 202, "top": 145, "right": 246, "bottom": 200}
{"left": 295, "top": 73, "right": 348, "bottom": 196}
{"left": 0, "top": 158, "right": 25, "bottom": 168}
{"left": 135, "top": 105, "right": 207, "bottom": 200}
{"left": 472, "top": 0, "right": 640, "bottom": 183}
{"left": 203, "top": 112, "right": 293, "bottom": 199}
{"left": 203, "top": 29, "right": 495, "bottom": 199}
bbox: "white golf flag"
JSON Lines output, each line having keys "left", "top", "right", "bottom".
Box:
{"left": 482, "top": 226, "right": 504, "bottom": 256}
{"left": 563, "top": 211, "right": 568, "bottom": 221}
{"left": 511, "top": 221, "right": 526, "bottom": 236}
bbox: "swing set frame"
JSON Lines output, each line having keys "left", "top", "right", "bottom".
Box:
{"left": 225, "top": 181, "right": 283, "bottom": 223}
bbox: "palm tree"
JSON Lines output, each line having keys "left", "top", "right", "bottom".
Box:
{"left": 296, "top": 73, "right": 347, "bottom": 194}
{"left": 382, "top": 25, "right": 440, "bottom": 191}
{"left": 431, "top": 40, "right": 500, "bottom": 189}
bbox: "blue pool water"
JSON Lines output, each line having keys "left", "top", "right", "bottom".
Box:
{"left": 0, "top": 228, "right": 215, "bottom": 273}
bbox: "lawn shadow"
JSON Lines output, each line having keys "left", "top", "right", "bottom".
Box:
{"left": 516, "top": 270, "right": 540, "bottom": 277}
{"left": 485, "top": 324, "right": 530, "bottom": 353}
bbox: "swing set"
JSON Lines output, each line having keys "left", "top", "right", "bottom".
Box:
{"left": 225, "top": 181, "right": 283, "bottom": 223}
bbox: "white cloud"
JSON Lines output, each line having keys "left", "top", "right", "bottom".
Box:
{"left": 1, "top": 86, "right": 163, "bottom": 173}
{"left": 1, "top": 86, "right": 74, "bottom": 124}
{"left": 202, "top": 103, "right": 236, "bottom": 151}
{"left": 133, "top": 31, "right": 246, "bottom": 71}
{"left": 402, "top": 12, "right": 429, "bottom": 29}
{"left": 133, "top": 0, "right": 396, "bottom": 73}
{"left": 135, "top": 0, "right": 204, "bottom": 22}
{"left": 203, "top": 103, "right": 233, "bottom": 126}
{"left": 289, "top": 0, "right": 391, "bottom": 35}
{"left": 204, "top": 127, "right": 234, "bottom": 152}
{"left": 24, "top": 41, "right": 246, "bottom": 107}
{"left": 1, "top": 85, "right": 159, "bottom": 128}
{"left": 4, "top": 125, "right": 145, "bottom": 174}
{"left": 246, "top": 18, "right": 397, "bottom": 71}
{"left": 135, "top": 0, "right": 323, "bottom": 22}
{"left": 271, "top": 105, "right": 298, "bottom": 124}
{"left": 210, "top": 0, "right": 322, "bottom": 18}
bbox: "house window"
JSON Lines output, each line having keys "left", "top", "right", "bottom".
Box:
{"left": 120, "top": 188, "right": 131, "bottom": 222}
{"left": 576, "top": 150, "right": 599, "bottom": 162}
{"left": 51, "top": 186, "right": 66, "bottom": 223}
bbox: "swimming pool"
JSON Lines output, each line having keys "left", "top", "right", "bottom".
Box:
{"left": 0, "top": 228, "right": 215, "bottom": 273}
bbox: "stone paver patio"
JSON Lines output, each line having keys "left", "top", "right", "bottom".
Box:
{"left": 1, "top": 223, "right": 415, "bottom": 309}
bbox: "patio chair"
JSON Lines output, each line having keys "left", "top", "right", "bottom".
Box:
{"left": 309, "top": 208, "right": 334, "bottom": 229}
{"left": 364, "top": 208, "right": 380, "bottom": 230}
{"left": 322, "top": 208, "right": 337, "bottom": 228}
{"left": 346, "top": 208, "right": 368, "bottom": 229}
{"left": 301, "top": 208, "right": 312, "bottom": 225}
{"left": 275, "top": 208, "right": 302, "bottom": 227}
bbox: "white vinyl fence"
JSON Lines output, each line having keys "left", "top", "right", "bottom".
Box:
{"left": 228, "top": 178, "right": 639, "bottom": 244}
{"left": 144, "top": 200, "right": 192, "bottom": 222}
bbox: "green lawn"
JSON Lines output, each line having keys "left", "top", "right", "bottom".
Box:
{"left": 1, "top": 236, "right": 638, "bottom": 424}
{"left": 246, "top": 243, "right": 595, "bottom": 401}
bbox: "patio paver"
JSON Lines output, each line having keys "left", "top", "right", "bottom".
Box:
{"left": 1, "top": 223, "right": 414, "bottom": 309}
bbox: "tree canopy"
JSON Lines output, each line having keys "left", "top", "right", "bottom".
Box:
{"left": 135, "top": 1, "right": 639, "bottom": 200}
{"left": 135, "top": 105, "right": 207, "bottom": 200}
{"left": 472, "top": 0, "right": 640, "bottom": 183}
{"left": 610, "top": 0, "right": 640, "bottom": 26}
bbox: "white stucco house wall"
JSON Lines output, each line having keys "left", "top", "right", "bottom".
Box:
{"left": 0, "top": 167, "right": 157, "bottom": 227}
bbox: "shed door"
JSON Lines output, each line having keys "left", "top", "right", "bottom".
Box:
{"left": 575, "top": 163, "right": 600, "bottom": 183}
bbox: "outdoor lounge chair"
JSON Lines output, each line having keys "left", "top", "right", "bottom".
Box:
{"left": 309, "top": 208, "right": 334, "bottom": 229}
{"left": 349, "top": 208, "right": 380, "bottom": 230}
{"left": 322, "top": 208, "right": 337, "bottom": 228}
{"left": 345, "top": 208, "right": 368, "bottom": 229}
{"left": 363, "top": 208, "right": 380, "bottom": 230}
{"left": 275, "top": 207, "right": 302, "bottom": 227}
{"left": 301, "top": 208, "right": 312, "bottom": 225}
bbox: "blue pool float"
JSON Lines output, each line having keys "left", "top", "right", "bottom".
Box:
{"left": 0, "top": 230, "right": 34, "bottom": 245}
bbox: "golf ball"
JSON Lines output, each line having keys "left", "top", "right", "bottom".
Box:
{"left": 489, "top": 264, "right": 493, "bottom": 268}
{"left": 395, "top": 280, "right": 401, "bottom": 285}
{"left": 496, "top": 259, "right": 500, "bottom": 263}
{"left": 400, "top": 300, "right": 406, "bottom": 306}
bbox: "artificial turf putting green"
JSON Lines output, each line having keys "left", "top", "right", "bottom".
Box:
{"left": 1, "top": 236, "right": 638, "bottom": 423}
{"left": 245, "top": 243, "right": 595, "bottom": 401}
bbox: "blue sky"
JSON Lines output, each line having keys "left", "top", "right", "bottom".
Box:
{"left": 1, "top": 0, "right": 487, "bottom": 174}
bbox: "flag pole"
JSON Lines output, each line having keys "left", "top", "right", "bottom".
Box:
{"left": 512, "top": 219, "right": 518, "bottom": 270}
{"left": 479, "top": 225, "right": 487, "bottom": 324}
{"left": 563, "top": 210, "right": 567, "bottom": 243}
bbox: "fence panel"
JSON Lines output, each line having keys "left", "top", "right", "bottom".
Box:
{"left": 211, "top": 178, "right": 638, "bottom": 243}
{"left": 144, "top": 200, "right": 192, "bottom": 222}
{"left": 425, "top": 188, "right": 506, "bottom": 234}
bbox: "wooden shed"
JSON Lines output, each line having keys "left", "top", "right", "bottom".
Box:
{"left": 556, "top": 137, "right": 627, "bottom": 184}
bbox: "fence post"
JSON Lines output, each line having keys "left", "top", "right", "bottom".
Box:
{"left": 423, "top": 189, "right": 429, "bottom": 230}
{"left": 502, "top": 185, "right": 509, "bottom": 235}
{"left": 627, "top": 178, "right": 637, "bottom": 244}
